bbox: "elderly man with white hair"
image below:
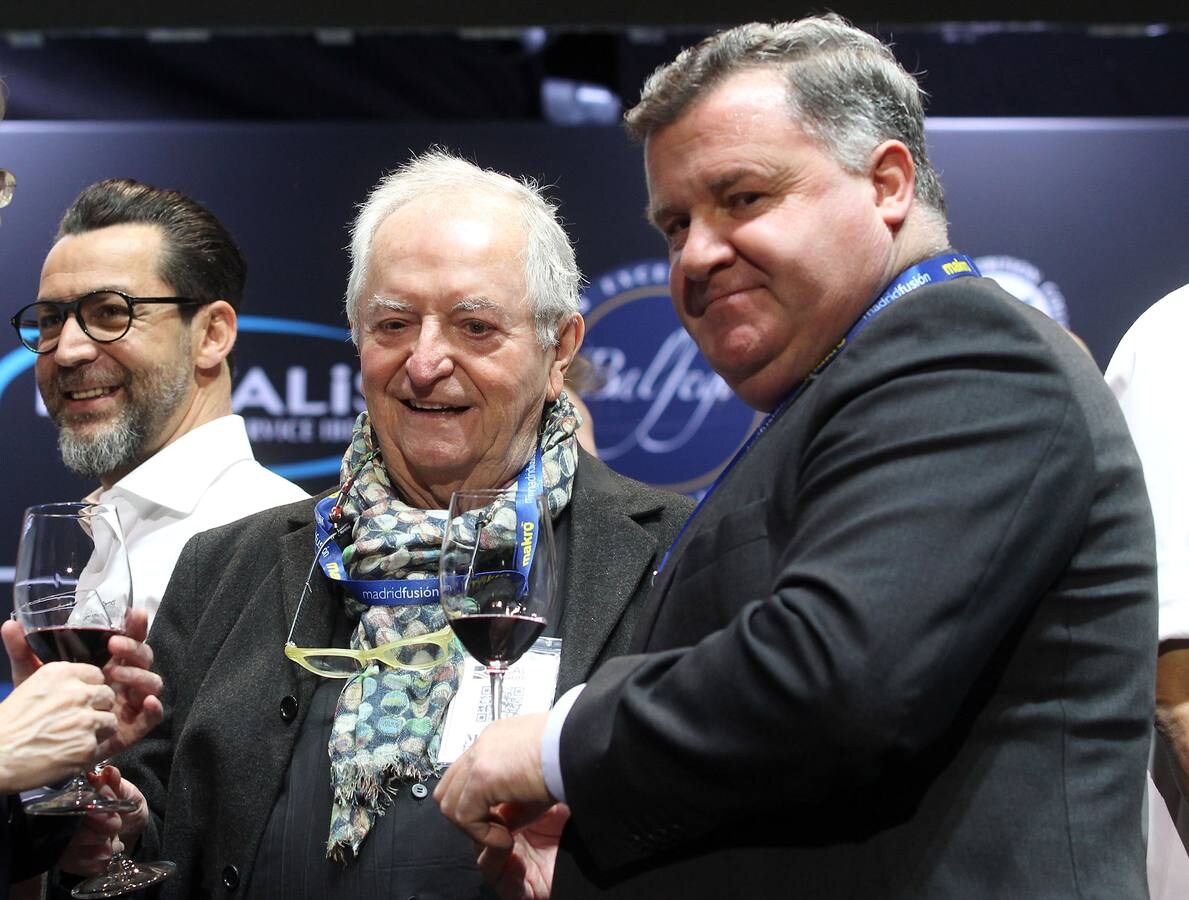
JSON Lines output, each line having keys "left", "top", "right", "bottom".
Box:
{"left": 106, "top": 150, "right": 692, "bottom": 899}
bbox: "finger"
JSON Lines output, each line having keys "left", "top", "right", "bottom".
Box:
{"left": 96, "top": 695, "right": 163, "bottom": 759}
{"left": 496, "top": 801, "right": 551, "bottom": 833}
{"left": 434, "top": 756, "right": 465, "bottom": 812}
{"left": 64, "top": 662, "right": 108, "bottom": 684}
{"left": 436, "top": 760, "right": 509, "bottom": 847}
{"left": 92, "top": 763, "right": 123, "bottom": 791}
{"left": 107, "top": 665, "right": 163, "bottom": 697}
{"left": 1, "top": 618, "right": 40, "bottom": 684}
{"left": 122, "top": 609, "right": 150, "bottom": 644}
{"left": 59, "top": 838, "right": 118, "bottom": 876}
{"left": 80, "top": 812, "right": 123, "bottom": 837}
{"left": 92, "top": 683, "right": 116, "bottom": 710}
{"left": 107, "top": 634, "right": 154, "bottom": 670}
{"left": 142, "top": 694, "right": 165, "bottom": 727}
{"left": 477, "top": 843, "right": 513, "bottom": 881}
{"left": 93, "top": 710, "right": 119, "bottom": 744}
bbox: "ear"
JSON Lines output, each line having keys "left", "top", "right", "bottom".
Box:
{"left": 193, "top": 300, "right": 237, "bottom": 370}
{"left": 869, "top": 140, "right": 916, "bottom": 230}
{"left": 546, "top": 314, "right": 585, "bottom": 402}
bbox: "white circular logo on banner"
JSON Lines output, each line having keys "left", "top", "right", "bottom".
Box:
{"left": 974, "top": 255, "right": 1070, "bottom": 328}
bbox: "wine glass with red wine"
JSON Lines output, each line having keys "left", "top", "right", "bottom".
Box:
{"left": 12, "top": 501, "right": 140, "bottom": 816}
{"left": 439, "top": 489, "right": 557, "bottom": 720}
{"left": 13, "top": 502, "right": 177, "bottom": 895}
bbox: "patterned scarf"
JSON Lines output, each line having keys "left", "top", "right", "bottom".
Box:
{"left": 326, "top": 395, "right": 580, "bottom": 860}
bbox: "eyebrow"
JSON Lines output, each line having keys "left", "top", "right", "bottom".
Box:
{"left": 365, "top": 295, "right": 502, "bottom": 315}
{"left": 647, "top": 168, "right": 757, "bottom": 228}
{"left": 366, "top": 295, "right": 412, "bottom": 313}
{"left": 453, "top": 296, "right": 499, "bottom": 314}
{"left": 35, "top": 287, "right": 133, "bottom": 303}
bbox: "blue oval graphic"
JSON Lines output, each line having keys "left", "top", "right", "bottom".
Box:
{"left": 0, "top": 317, "right": 358, "bottom": 486}
{"left": 580, "top": 260, "right": 761, "bottom": 494}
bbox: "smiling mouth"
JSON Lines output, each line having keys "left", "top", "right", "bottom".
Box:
{"left": 66, "top": 386, "right": 118, "bottom": 401}
{"left": 402, "top": 399, "right": 467, "bottom": 413}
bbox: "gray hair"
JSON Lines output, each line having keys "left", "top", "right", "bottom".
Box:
{"left": 625, "top": 14, "right": 946, "bottom": 218}
{"left": 345, "top": 149, "right": 581, "bottom": 348}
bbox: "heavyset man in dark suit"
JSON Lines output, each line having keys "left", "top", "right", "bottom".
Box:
{"left": 437, "top": 15, "right": 1158, "bottom": 898}
{"left": 110, "top": 150, "right": 692, "bottom": 897}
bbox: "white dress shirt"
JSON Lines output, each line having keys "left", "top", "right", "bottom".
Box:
{"left": 1107, "top": 283, "right": 1189, "bottom": 643}
{"left": 88, "top": 414, "right": 309, "bottom": 623}
{"left": 1106, "top": 283, "right": 1189, "bottom": 898}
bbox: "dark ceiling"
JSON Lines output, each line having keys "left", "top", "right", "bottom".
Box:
{"left": 4, "top": 0, "right": 1188, "bottom": 29}
{"left": 1, "top": 5, "right": 1186, "bottom": 120}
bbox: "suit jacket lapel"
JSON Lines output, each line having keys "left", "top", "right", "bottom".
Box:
{"left": 557, "top": 458, "right": 664, "bottom": 691}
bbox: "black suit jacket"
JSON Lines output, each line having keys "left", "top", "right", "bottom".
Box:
{"left": 117, "top": 450, "right": 692, "bottom": 897}
{"left": 3, "top": 792, "right": 74, "bottom": 893}
{"left": 554, "top": 278, "right": 1157, "bottom": 898}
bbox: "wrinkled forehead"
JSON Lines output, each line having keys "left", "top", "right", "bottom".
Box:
{"left": 362, "top": 228, "right": 532, "bottom": 329}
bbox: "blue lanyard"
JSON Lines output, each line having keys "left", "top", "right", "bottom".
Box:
{"left": 511, "top": 448, "right": 544, "bottom": 595}
{"left": 656, "top": 252, "right": 980, "bottom": 576}
{"left": 314, "top": 446, "right": 545, "bottom": 605}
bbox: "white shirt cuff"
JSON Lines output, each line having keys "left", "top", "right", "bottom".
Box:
{"left": 541, "top": 683, "right": 585, "bottom": 804}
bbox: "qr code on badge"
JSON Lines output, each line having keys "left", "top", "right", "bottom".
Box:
{"left": 477, "top": 683, "right": 527, "bottom": 719}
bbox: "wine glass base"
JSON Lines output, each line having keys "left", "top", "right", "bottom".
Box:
{"left": 72, "top": 857, "right": 176, "bottom": 898}
{"left": 24, "top": 789, "right": 139, "bottom": 816}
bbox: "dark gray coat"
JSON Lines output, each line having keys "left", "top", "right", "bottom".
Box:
{"left": 554, "top": 278, "right": 1158, "bottom": 898}
{"left": 117, "top": 450, "right": 692, "bottom": 898}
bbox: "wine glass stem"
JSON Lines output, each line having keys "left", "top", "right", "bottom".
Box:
{"left": 67, "top": 772, "right": 93, "bottom": 803}
{"left": 488, "top": 666, "right": 506, "bottom": 720}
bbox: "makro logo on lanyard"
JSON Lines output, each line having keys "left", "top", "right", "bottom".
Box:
{"left": 516, "top": 450, "right": 543, "bottom": 575}
{"left": 655, "top": 253, "right": 980, "bottom": 576}
{"left": 313, "top": 446, "right": 545, "bottom": 606}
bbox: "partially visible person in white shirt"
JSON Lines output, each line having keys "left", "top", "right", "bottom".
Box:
{"left": 1106, "top": 281, "right": 1189, "bottom": 897}
{"left": 14, "top": 177, "right": 308, "bottom": 623}
{"left": 84, "top": 414, "right": 307, "bottom": 621}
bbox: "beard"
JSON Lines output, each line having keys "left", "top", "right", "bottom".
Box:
{"left": 48, "top": 340, "right": 194, "bottom": 482}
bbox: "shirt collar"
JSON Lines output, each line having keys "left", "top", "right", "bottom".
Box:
{"left": 97, "top": 415, "right": 255, "bottom": 515}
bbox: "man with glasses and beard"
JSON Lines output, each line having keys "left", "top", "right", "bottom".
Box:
{"left": 10, "top": 178, "right": 309, "bottom": 625}
{"left": 0, "top": 116, "right": 168, "bottom": 897}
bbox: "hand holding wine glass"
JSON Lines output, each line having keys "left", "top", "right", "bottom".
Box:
{"left": 439, "top": 489, "right": 558, "bottom": 720}
{"left": 11, "top": 502, "right": 140, "bottom": 815}
{"left": 10, "top": 501, "right": 173, "bottom": 897}
{"left": 0, "top": 660, "right": 117, "bottom": 793}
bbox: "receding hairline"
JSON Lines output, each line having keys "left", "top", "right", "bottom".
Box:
{"left": 361, "top": 185, "right": 531, "bottom": 272}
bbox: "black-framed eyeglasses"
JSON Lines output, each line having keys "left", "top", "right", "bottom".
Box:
{"left": 10, "top": 290, "right": 211, "bottom": 354}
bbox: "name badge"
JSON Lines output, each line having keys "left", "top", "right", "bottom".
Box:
{"left": 437, "top": 636, "right": 561, "bottom": 764}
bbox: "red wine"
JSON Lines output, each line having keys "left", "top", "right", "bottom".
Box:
{"left": 25, "top": 626, "right": 119, "bottom": 666}
{"left": 450, "top": 614, "right": 545, "bottom": 666}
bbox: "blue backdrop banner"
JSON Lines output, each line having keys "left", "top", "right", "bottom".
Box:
{"left": 2, "top": 118, "right": 1189, "bottom": 686}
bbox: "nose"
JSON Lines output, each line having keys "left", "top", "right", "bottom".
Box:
{"left": 676, "top": 217, "right": 735, "bottom": 284}
{"left": 50, "top": 314, "right": 99, "bottom": 367}
{"left": 404, "top": 321, "right": 454, "bottom": 387}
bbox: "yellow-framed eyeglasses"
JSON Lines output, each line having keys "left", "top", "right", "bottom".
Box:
{"left": 284, "top": 625, "right": 455, "bottom": 678}
{"left": 284, "top": 525, "right": 455, "bottom": 678}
